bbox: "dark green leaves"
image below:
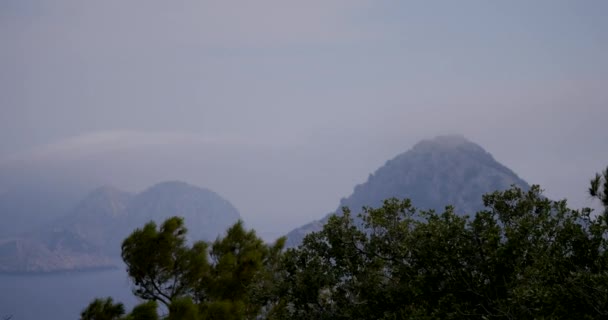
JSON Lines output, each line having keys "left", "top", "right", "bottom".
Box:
{"left": 80, "top": 297, "right": 125, "bottom": 320}
{"left": 121, "top": 217, "right": 209, "bottom": 308}
{"left": 83, "top": 165, "right": 608, "bottom": 319}
{"left": 276, "top": 186, "right": 608, "bottom": 319}
{"left": 116, "top": 217, "right": 284, "bottom": 319}
{"left": 589, "top": 166, "right": 608, "bottom": 219}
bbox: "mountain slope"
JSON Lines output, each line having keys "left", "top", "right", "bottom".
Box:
{"left": 286, "top": 135, "right": 529, "bottom": 246}
{"left": 0, "top": 237, "right": 116, "bottom": 273}
{"left": 0, "top": 181, "right": 241, "bottom": 273}
{"left": 0, "top": 183, "right": 89, "bottom": 237}
{"left": 42, "top": 186, "right": 134, "bottom": 256}
{"left": 127, "top": 181, "right": 242, "bottom": 242}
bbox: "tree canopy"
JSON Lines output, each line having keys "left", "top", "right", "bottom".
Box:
{"left": 84, "top": 217, "right": 284, "bottom": 319}
{"left": 80, "top": 297, "right": 125, "bottom": 320}
{"left": 275, "top": 186, "right": 608, "bottom": 319}
{"left": 590, "top": 166, "right": 608, "bottom": 217}
{"left": 121, "top": 216, "right": 209, "bottom": 308}
{"left": 82, "top": 167, "right": 608, "bottom": 319}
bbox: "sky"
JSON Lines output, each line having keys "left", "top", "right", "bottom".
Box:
{"left": 1, "top": 0, "right": 607, "bottom": 239}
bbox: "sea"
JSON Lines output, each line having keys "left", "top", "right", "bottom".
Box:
{"left": 0, "top": 268, "right": 138, "bottom": 320}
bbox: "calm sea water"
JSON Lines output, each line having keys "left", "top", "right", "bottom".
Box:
{"left": 0, "top": 269, "right": 139, "bottom": 320}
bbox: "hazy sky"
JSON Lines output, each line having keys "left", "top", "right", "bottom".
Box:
{"left": 1, "top": 1, "right": 607, "bottom": 239}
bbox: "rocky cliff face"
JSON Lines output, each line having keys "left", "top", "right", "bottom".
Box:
{"left": 286, "top": 135, "right": 529, "bottom": 247}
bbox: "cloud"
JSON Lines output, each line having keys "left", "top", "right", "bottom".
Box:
{"left": 0, "top": 130, "right": 257, "bottom": 166}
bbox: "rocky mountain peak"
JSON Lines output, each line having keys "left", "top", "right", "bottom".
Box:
{"left": 411, "top": 134, "right": 487, "bottom": 155}
{"left": 286, "top": 136, "right": 529, "bottom": 246}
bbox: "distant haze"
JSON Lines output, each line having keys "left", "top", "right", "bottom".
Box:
{"left": 1, "top": 1, "right": 607, "bottom": 240}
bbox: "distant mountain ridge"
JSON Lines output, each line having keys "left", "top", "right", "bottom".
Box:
{"left": 286, "top": 135, "right": 529, "bottom": 246}
{"left": 0, "top": 181, "right": 241, "bottom": 273}
{"left": 0, "top": 135, "right": 532, "bottom": 271}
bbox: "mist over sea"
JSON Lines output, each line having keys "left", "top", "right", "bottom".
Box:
{"left": 0, "top": 269, "right": 137, "bottom": 320}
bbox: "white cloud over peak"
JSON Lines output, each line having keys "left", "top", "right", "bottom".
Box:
{"left": 0, "top": 130, "right": 258, "bottom": 166}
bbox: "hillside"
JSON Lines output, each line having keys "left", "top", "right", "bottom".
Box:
{"left": 127, "top": 181, "right": 241, "bottom": 243}
{"left": 0, "top": 181, "right": 241, "bottom": 273}
{"left": 286, "top": 135, "right": 530, "bottom": 246}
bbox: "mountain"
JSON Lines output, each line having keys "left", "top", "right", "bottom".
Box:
{"left": 0, "top": 237, "right": 116, "bottom": 273}
{"left": 0, "top": 181, "right": 241, "bottom": 273}
{"left": 41, "top": 186, "right": 134, "bottom": 257}
{"left": 127, "top": 181, "right": 242, "bottom": 242}
{"left": 0, "top": 183, "right": 90, "bottom": 237}
{"left": 285, "top": 135, "right": 530, "bottom": 247}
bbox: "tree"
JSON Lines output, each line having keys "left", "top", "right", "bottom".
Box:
{"left": 118, "top": 217, "right": 284, "bottom": 319}
{"left": 83, "top": 165, "right": 608, "bottom": 319}
{"left": 589, "top": 166, "right": 608, "bottom": 217}
{"left": 80, "top": 297, "right": 125, "bottom": 320}
{"left": 124, "top": 301, "right": 159, "bottom": 320}
{"left": 275, "top": 185, "right": 608, "bottom": 319}
{"left": 200, "top": 221, "right": 285, "bottom": 319}
{"left": 167, "top": 297, "right": 200, "bottom": 320}
{"left": 121, "top": 217, "right": 209, "bottom": 308}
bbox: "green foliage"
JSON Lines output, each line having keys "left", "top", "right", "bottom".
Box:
{"left": 80, "top": 297, "right": 125, "bottom": 320}
{"left": 200, "top": 300, "right": 245, "bottom": 320}
{"left": 84, "top": 165, "right": 608, "bottom": 319}
{"left": 202, "top": 221, "right": 285, "bottom": 319}
{"left": 275, "top": 186, "right": 608, "bottom": 319}
{"left": 121, "top": 217, "right": 209, "bottom": 307}
{"left": 116, "top": 217, "right": 284, "bottom": 319}
{"left": 167, "top": 297, "right": 199, "bottom": 320}
{"left": 208, "top": 221, "right": 266, "bottom": 302}
{"left": 589, "top": 166, "right": 608, "bottom": 217}
{"left": 125, "top": 301, "right": 159, "bottom": 320}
